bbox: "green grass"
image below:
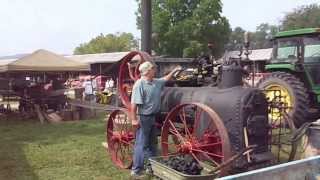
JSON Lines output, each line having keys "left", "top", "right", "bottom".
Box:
{"left": 0, "top": 116, "right": 130, "bottom": 180}
{"left": 0, "top": 114, "right": 306, "bottom": 180}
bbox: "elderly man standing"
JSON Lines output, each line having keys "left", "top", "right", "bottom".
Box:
{"left": 130, "top": 61, "right": 181, "bottom": 177}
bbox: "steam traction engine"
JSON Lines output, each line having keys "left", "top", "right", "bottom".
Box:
{"left": 106, "top": 51, "right": 277, "bottom": 176}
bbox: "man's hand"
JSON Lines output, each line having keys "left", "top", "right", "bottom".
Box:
{"left": 132, "top": 118, "right": 139, "bottom": 126}
{"left": 173, "top": 65, "right": 183, "bottom": 73}
{"left": 132, "top": 118, "right": 140, "bottom": 131}
{"left": 162, "top": 65, "right": 183, "bottom": 81}
{"left": 130, "top": 104, "right": 140, "bottom": 130}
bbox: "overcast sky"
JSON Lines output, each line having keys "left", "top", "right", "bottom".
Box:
{"left": 0, "top": 0, "right": 319, "bottom": 56}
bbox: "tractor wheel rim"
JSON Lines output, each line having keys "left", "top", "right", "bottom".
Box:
{"left": 264, "top": 84, "right": 297, "bottom": 163}
{"left": 264, "top": 84, "right": 293, "bottom": 122}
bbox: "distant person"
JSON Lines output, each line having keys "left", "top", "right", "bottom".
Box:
{"left": 103, "top": 78, "right": 115, "bottom": 94}
{"left": 82, "top": 78, "right": 96, "bottom": 102}
{"left": 44, "top": 80, "right": 53, "bottom": 91}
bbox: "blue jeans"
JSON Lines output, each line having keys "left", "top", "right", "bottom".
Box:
{"left": 132, "top": 115, "right": 158, "bottom": 173}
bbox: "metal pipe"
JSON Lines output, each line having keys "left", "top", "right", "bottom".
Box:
{"left": 141, "top": 0, "right": 152, "bottom": 54}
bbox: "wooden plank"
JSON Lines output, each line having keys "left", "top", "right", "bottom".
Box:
{"left": 68, "top": 99, "right": 123, "bottom": 111}
{"left": 34, "top": 104, "right": 45, "bottom": 124}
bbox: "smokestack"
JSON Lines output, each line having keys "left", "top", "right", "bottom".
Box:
{"left": 141, "top": 0, "right": 152, "bottom": 54}
{"left": 244, "top": 32, "right": 250, "bottom": 48}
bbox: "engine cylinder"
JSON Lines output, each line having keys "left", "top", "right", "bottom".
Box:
{"left": 218, "top": 63, "right": 243, "bottom": 89}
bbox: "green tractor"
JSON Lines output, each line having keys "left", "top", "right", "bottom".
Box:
{"left": 256, "top": 28, "right": 320, "bottom": 127}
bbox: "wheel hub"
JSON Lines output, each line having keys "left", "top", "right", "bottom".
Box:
{"left": 179, "top": 141, "right": 194, "bottom": 153}
{"left": 121, "top": 132, "right": 134, "bottom": 142}
{"left": 111, "top": 132, "right": 134, "bottom": 143}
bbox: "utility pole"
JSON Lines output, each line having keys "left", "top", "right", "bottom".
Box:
{"left": 141, "top": 0, "right": 152, "bottom": 54}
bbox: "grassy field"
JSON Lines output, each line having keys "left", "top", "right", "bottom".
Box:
{"left": 0, "top": 113, "right": 306, "bottom": 180}
{"left": 0, "top": 116, "right": 131, "bottom": 180}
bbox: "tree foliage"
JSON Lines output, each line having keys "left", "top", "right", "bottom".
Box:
{"left": 228, "top": 23, "right": 278, "bottom": 50}
{"left": 74, "top": 32, "right": 138, "bottom": 55}
{"left": 226, "top": 27, "right": 246, "bottom": 50}
{"left": 227, "top": 4, "right": 320, "bottom": 51}
{"left": 136, "top": 0, "right": 231, "bottom": 57}
{"left": 250, "top": 23, "right": 278, "bottom": 49}
{"left": 281, "top": 4, "right": 320, "bottom": 31}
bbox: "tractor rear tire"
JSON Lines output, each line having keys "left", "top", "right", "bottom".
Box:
{"left": 257, "top": 72, "right": 309, "bottom": 127}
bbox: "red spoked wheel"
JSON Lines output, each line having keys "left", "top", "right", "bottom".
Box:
{"left": 161, "top": 103, "right": 232, "bottom": 176}
{"left": 106, "top": 108, "right": 135, "bottom": 169}
{"left": 118, "top": 51, "right": 151, "bottom": 108}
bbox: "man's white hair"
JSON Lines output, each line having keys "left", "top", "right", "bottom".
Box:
{"left": 138, "top": 61, "right": 155, "bottom": 76}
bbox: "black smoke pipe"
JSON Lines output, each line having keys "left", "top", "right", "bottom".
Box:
{"left": 141, "top": 0, "right": 152, "bottom": 54}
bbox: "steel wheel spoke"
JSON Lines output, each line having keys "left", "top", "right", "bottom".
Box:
{"left": 162, "top": 141, "right": 179, "bottom": 148}
{"left": 115, "top": 143, "right": 120, "bottom": 160}
{"left": 198, "top": 129, "right": 219, "bottom": 142}
{"left": 119, "top": 142, "right": 125, "bottom": 162}
{"left": 116, "top": 114, "right": 123, "bottom": 136}
{"left": 123, "top": 115, "right": 129, "bottom": 132}
{"left": 107, "top": 129, "right": 115, "bottom": 135}
{"left": 121, "top": 143, "right": 129, "bottom": 164}
{"left": 124, "top": 138, "right": 134, "bottom": 162}
{"left": 196, "top": 150, "right": 220, "bottom": 166}
{"left": 190, "top": 152, "right": 201, "bottom": 164}
{"left": 168, "top": 120, "right": 185, "bottom": 141}
{"left": 179, "top": 107, "right": 192, "bottom": 138}
{"left": 197, "top": 141, "right": 222, "bottom": 148}
{"left": 167, "top": 152, "right": 179, "bottom": 156}
{"left": 119, "top": 139, "right": 134, "bottom": 147}
{"left": 193, "top": 107, "right": 203, "bottom": 136}
{"left": 192, "top": 148, "right": 224, "bottom": 158}
{"left": 169, "top": 129, "right": 182, "bottom": 138}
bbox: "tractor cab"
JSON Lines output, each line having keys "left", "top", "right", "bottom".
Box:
{"left": 257, "top": 28, "right": 320, "bottom": 127}
{"left": 267, "top": 28, "right": 320, "bottom": 105}
{"left": 271, "top": 28, "right": 320, "bottom": 64}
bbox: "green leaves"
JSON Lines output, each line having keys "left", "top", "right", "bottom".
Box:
{"left": 228, "top": 23, "right": 278, "bottom": 50}
{"left": 228, "top": 4, "right": 320, "bottom": 51}
{"left": 74, "top": 32, "right": 138, "bottom": 55}
{"left": 281, "top": 4, "right": 320, "bottom": 31}
{"left": 136, "top": 0, "right": 230, "bottom": 57}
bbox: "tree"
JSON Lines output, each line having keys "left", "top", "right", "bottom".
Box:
{"left": 74, "top": 32, "right": 139, "bottom": 55}
{"left": 228, "top": 23, "right": 278, "bottom": 50}
{"left": 250, "top": 23, "right": 278, "bottom": 49}
{"left": 226, "top": 27, "right": 246, "bottom": 50}
{"left": 281, "top": 4, "right": 320, "bottom": 31}
{"left": 136, "top": 0, "right": 231, "bottom": 58}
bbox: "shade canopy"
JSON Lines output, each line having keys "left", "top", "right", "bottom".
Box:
{"left": 0, "top": 49, "right": 90, "bottom": 72}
